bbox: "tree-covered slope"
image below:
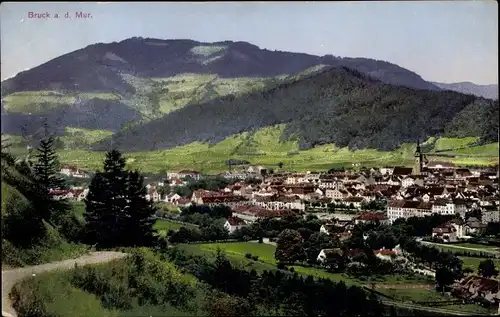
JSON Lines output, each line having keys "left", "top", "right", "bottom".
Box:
{"left": 94, "top": 66, "right": 498, "bottom": 152}
{"left": 1, "top": 38, "right": 443, "bottom": 146}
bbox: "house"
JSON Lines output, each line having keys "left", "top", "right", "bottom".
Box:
{"left": 452, "top": 275, "right": 500, "bottom": 305}
{"left": 379, "top": 167, "right": 394, "bottom": 175}
{"left": 482, "top": 208, "right": 500, "bottom": 224}
{"left": 392, "top": 167, "right": 413, "bottom": 177}
{"left": 354, "top": 212, "right": 390, "bottom": 225}
{"left": 146, "top": 188, "right": 161, "bottom": 202}
{"left": 432, "top": 225, "right": 458, "bottom": 243}
{"left": 164, "top": 193, "right": 181, "bottom": 203}
{"left": 224, "top": 216, "right": 247, "bottom": 233}
{"left": 167, "top": 170, "right": 202, "bottom": 181}
{"left": 465, "top": 217, "right": 487, "bottom": 235}
{"left": 426, "top": 161, "right": 456, "bottom": 170}
{"left": 386, "top": 200, "right": 433, "bottom": 223}
{"left": 316, "top": 248, "right": 343, "bottom": 263}
{"left": 340, "top": 196, "right": 365, "bottom": 209}
{"left": 325, "top": 188, "right": 350, "bottom": 200}
{"left": 174, "top": 197, "right": 192, "bottom": 207}
{"left": 59, "top": 165, "right": 89, "bottom": 178}
{"left": 374, "top": 247, "right": 401, "bottom": 261}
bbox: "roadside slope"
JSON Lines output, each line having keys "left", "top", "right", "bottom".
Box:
{"left": 1, "top": 251, "right": 128, "bottom": 317}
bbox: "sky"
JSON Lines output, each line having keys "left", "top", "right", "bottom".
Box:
{"left": 0, "top": 1, "right": 498, "bottom": 85}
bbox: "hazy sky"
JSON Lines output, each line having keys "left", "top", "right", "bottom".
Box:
{"left": 1, "top": 1, "right": 498, "bottom": 84}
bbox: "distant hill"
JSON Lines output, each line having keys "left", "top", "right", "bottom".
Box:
{"left": 432, "top": 82, "right": 498, "bottom": 100}
{"left": 93, "top": 66, "right": 499, "bottom": 152}
{"left": 2, "top": 38, "right": 440, "bottom": 96}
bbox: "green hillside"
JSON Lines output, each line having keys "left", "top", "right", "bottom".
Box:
{"left": 95, "top": 67, "right": 498, "bottom": 153}
{"left": 2, "top": 91, "right": 121, "bottom": 114}
{"left": 2, "top": 73, "right": 278, "bottom": 130}
{"left": 7, "top": 126, "right": 492, "bottom": 174}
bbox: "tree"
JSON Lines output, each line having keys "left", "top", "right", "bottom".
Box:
{"left": 478, "top": 259, "right": 499, "bottom": 278}
{"left": 83, "top": 150, "right": 155, "bottom": 248}
{"left": 302, "top": 232, "right": 339, "bottom": 261}
{"left": 32, "top": 126, "right": 66, "bottom": 191}
{"left": 274, "top": 229, "right": 304, "bottom": 263}
{"left": 435, "top": 267, "right": 455, "bottom": 293}
{"left": 123, "top": 170, "right": 156, "bottom": 247}
{"left": 31, "top": 129, "right": 71, "bottom": 228}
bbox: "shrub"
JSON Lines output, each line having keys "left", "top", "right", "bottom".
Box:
{"left": 289, "top": 267, "right": 295, "bottom": 273}
{"left": 252, "top": 255, "right": 259, "bottom": 261}
{"left": 245, "top": 253, "right": 252, "bottom": 259}
{"left": 277, "top": 262, "right": 286, "bottom": 270}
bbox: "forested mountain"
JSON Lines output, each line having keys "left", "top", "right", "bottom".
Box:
{"left": 432, "top": 82, "right": 498, "bottom": 100}
{"left": 93, "top": 66, "right": 499, "bottom": 152}
{"left": 2, "top": 38, "right": 439, "bottom": 96}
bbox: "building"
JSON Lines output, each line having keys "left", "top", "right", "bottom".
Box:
{"left": 387, "top": 200, "right": 433, "bottom": 223}
{"left": 224, "top": 216, "right": 247, "bottom": 233}
{"left": 432, "top": 225, "right": 458, "bottom": 243}
{"left": 354, "top": 212, "right": 390, "bottom": 225}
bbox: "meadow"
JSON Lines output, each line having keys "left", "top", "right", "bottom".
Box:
{"left": 177, "top": 241, "right": 497, "bottom": 315}
{"left": 181, "top": 242, "right": 433, "bottom": 285}
{"left": 5, "top": 125, "right": 495, "bottom": 174}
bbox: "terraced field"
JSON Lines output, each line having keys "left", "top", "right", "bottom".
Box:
{"left": 5, "top": 124, "right": 498, "bottom": 174}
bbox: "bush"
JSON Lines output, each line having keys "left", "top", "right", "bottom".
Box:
{"left": 289, "top": 267, "right": 295, "bottom": 273}
{"left": 277, "top": 262, "right": 286, "bottom": 270}
{"left": 245, "top": 253, "right": 252, "bottom": 259}
{"left": 251, "top": 255, "right": 259, "bottom": 261}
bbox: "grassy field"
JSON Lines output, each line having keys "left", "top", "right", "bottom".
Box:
{"left": 426, "top": 243, "right": 500, "bottom": 255}
{"left": 9, "top": 257, "right": 205, "bottom": 317}
{"left": 432, "top": 137, "right": 479, "bottom": 152}
{"left": 454, "top": 243, "right": 499, "bottom": 250}
{"left": 53, "top": 130, "right": 498, "bottom": 173}
{"left": 181, "top": 242, "right": 432, "bottom": 285}
{"left": 2, "top": 91, "right": 122, "bottom": 114}
{"left": 3, "top": 126, "right": 492, "bottom": 174}
{"left": 459, "top": 256, "right": 500, "bottom": 271}
{"left": 60, "top": 127, "right": 114, "bottom": 149}
{"left": 178, "top": 242, "right": 496, "bottom": 314}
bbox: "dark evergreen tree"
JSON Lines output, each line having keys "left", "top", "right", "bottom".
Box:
{"left": 32, "top": 128, "right": 71, "bottom": 226}
{"left": 33, "top": 134, "right": 66, "bottom": 191}
{"left": 124, "top": 170, "right": 155, "bottom": 246}
{"left": 83, "top": 150, "right": 155, "bottom": 248}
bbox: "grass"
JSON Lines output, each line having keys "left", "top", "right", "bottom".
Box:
{"left": 181, "top": 242, "right": 433, "bottom": 286}
{"left": 433, "top": 137, "right": 478, "bottom": 152}
{"left": 39, "top": 126, "right": 497, "bottom": 174}
{"left": 12, "top": 272, "right": 118, "bottom": 317}
{"left": 458, "top": 256, "right": 500, "bottom": 271}
{"left": 2, "top": 91, "right": 76, "bottom": 114}
{"left": 453, "top": 243, "right": 499, "bottom": 251}
{"left": 2, "top": 91, "right": 121, "bottom": 114}
{"left": 61, "top": 127, "right": 114, "bottom": 149}
{"left": 426, "top": 243, "right": 499, "bottom": 256}
{"left": 179, "top": 242, "right": 495, "bottom": 314}
{"left": 10, "top": 254, "right": 206, "bottom": 317}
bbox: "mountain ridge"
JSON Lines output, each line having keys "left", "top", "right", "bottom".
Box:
{"left": 2, "top": 37, "right": 440, "bottom": 96}
{"left": 431, "top": 81, "right": 498, "bottom": 100}
{"left": 93, "top": 65, "right": 498, "bottom": 153}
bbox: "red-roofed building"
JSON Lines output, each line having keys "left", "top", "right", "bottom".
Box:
{"left": 355, "top": 212, "right": 390, "bottom": 225}
{"left": 224, "top": 216, "right": 248, "bottom": 233}
{"left": 432, "top": 225, "right": 458, "bottom": 243}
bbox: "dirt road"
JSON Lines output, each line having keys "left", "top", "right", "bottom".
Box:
{"left": 1, "top": 251, "right": 128, "bottom": 317}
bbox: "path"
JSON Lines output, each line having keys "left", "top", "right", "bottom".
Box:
{"left": 249, "top": 238, "right": 277, "bottom": 246}
{"left": 1, "top": 251, "right": 128, "bottom": 317}
{"left": 420, "top": 241, "right": 500, "bottom": 255}
{"left": 380, "top": 299, "right": 493, "bottom": 316}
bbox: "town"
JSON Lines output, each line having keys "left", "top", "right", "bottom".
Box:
{"left": 52, "top": 143, "right": 500, "bottom": 314}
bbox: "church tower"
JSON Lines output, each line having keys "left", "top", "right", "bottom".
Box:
{"left": 412, "top": 140, "right": 423, "bottom": 176}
